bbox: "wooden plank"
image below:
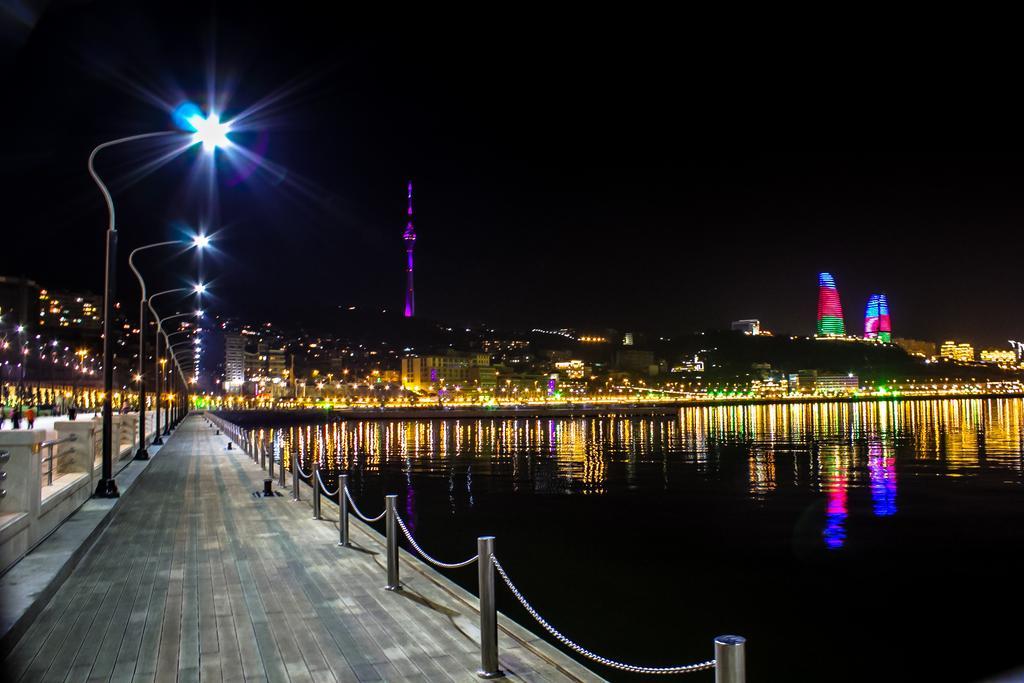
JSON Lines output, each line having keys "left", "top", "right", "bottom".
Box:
{"left": 3, "top": 417, "right": 601, "bottom": 683}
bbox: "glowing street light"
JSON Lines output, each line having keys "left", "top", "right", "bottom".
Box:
{"left": 127, "top": 236, "right": 209, "bottom": 460}
{"left": 148, "top": 289, "right": 204, "bottom": 444}
{"left": 89, "top": 99, "right": 233, "bottom": 496}
{"left": 191, "top": 113, "right": 231, "bottom": 152}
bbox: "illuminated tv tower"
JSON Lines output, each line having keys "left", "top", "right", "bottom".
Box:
{"left": 403, "top": 181, "right": 416, "bottom": 318}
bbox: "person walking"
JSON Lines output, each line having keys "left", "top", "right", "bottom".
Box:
{"left": 11, "top": 405, "right": 22, "bottom": 429}
{"left": 25, "top": 405, "right": 36, "bottom": 429}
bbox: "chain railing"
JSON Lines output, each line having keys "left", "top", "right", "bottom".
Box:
{"left": 205, "top": 412, "right": 748, "bottom": 681}
{"left": 492, "top": 554, "right": 719, "bottom": 675}
{"left": 343, "top": 485, "right": 386, "bottom": 522}
{"left": 394, "top": 512, "right": 480, "bottom": 569}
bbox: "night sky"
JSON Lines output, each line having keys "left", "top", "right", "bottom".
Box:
{"left": 3, "top": 4, "right": 1022, "bottom": 346}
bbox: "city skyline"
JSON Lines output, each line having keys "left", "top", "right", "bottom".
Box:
{"left": 2, "top": 6, "right": 1022, "bottom": 347}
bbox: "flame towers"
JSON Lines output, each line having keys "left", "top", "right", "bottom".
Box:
{"left": 403, "top": 181, "right": 416, "bottom": 318}
{"left": 864, "top": 294, "right": 892, "bottom": 342}
{"left": 816, "top": 272, "right": 845, "bottom": 336}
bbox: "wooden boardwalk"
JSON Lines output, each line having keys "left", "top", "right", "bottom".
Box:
{"left": 2, "top": 415, "right": 601, "bottom": 682}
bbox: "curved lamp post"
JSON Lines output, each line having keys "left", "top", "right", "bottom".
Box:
{"left": 158, "top": 315, "right": 199, "bottom": 432}
{"left": 167, "top": 328, "right": 201, "bottom": 424}
{"left": 147, "top": 292, "right": 203, "bottom": 445}
{"left": 89, "top": 113, "right": 227, "bottom": 497}
{"left": 127, "top": 236, "right": 208, "bottom": 459}
{"left": 166, "top": 338, "right": 198, "bottom": 432}
{"left": 163, "top": 331, "right": 196, "bottom": 428}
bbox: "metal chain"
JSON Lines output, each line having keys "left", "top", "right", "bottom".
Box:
{"left": 295, "top": 459, "right": 313, "bottom": 479}
{"left": 315, "top": 468, "right": 341, "bottom": 497}
{"left": 343, "top": 487, "right": 386, "bottom": 523}
{"left": 394, "top": 514, "right": 479, "bottom": 569}
{"left": 491, "top": 555, "right": 716, "bottom": 675}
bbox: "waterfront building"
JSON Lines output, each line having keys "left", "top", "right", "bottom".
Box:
{"left": 622, "top": 332, "right": 635, "bottom": 346}
{"left": 554, "top": 360, "right": 586, "bottom": 379}
{"left": 980, "top": 349, "right": 1016, "bottom": 364}
{"left": 788, "top": 369, "right": 818, "bottom": 393}
{"left": 941, "top": 340, "right": 975, "bottom": 363}
{"left": 401, "top": 350, "right": 491, "bottom": 389}
{"left": 815, "top": 373, "right": 860, "bottom": 394}
{"left": 863, "top": 293, "right": 892, "bottom": 342}
{"left": 223, "top": 334, "right": 246, "bottom": 393}
{"left": 731, "top": 319, "right": 761, "bottom": 335}
{"left": 788, "top": 369, "right": 859, "bottom": 394}
{"left": 816, "top": 272, "right": 845, "bottom": 336}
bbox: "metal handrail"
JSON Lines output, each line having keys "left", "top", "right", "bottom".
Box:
{"left": 38, "top": 434, "right": 78, "bottom": 450}
{"left": 1, "top": 450, "right": 9, "bottom": 500}
{"left": 38, "top": 434, "right": 78, "bottom": 487}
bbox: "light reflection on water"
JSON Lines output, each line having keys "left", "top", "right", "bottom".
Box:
{"left": 244, "top": 398, "right": 1023, "bottom": 551}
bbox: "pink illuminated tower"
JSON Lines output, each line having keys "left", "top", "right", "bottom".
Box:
{"left": 403, "top": 181, "right": 416, "bottom": 317}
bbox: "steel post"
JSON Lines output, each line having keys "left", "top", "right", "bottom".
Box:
{"left": 385, "top": 495, "right": 399, "bottom": 590}
{"left": 476, "top": 537, "right": 501, "bottom": 678}
{"left": 714, "top": 635, "right": 746, "bottom": 683}
{"left": 338, "top": 474, "right": 350, "bottom": 547}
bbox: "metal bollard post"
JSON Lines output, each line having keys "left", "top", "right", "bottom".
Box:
{"left": 476, "top": 537, "right": 501, "bottom": 678}
{"left": 292, "top": 457, "right": 300, "bottom": 501}
{"left": 267, "top": 444, "right": 275, "bottom": 479}
{"left": 313, "top": 470, "right": 322, "bottom": 520}
{"left": 714, "top": 635, "right": 746, "bottom": 683}
{"left": 338, "top": 474, "right": 350, "bottom": 547}
{"left": 261, "top": 442, "right": 267, "bottom": 470}
{"left": 385, "top": 495, "right": 399, "bottom": 591}
{"left": 278, "top": 451, "right": 286, "bottom": 486}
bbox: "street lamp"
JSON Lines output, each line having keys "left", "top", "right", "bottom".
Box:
{"left": 89, "top": 110, "right": 227, "bottom": 498}
{"left": 127, "top": 236, "right": 208, "bottom": 459}
{"left": 162, "top": 320, "right": 203, "bottom": 428}
{"left": 147, "top": 295, "right": 203, "bottom": 445}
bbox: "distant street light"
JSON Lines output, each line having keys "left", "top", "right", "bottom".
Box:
{"left": 147, "top": 293, "right": 203, "bottom": 445}
{"left": 127, "top": 236, "right": 208, "bottom": 459}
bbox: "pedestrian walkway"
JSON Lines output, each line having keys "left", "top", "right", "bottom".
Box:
{"left": 1, "top": 415, "right": 601, "bottom": 682}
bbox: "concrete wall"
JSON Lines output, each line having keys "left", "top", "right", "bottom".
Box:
{"left": 0, "top": 413, "right": 159, "bottom": 574}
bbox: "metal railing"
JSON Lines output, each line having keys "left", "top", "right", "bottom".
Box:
{"left": 205, "top": 413, "right": 747, "bottom": 681}
{"left": 38, "top": 434, "right": 78, "bottom": 487}
{"left": 1, "top": 449, "right": 9, "bottom": 499}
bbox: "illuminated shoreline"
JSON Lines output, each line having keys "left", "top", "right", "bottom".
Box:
{"left": 200, "top": 389, "right": 1024, "bottom": 418}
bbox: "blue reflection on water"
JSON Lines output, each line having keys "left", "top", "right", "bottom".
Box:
{"left": 868, "top": 442, "right": 897, "bottom": 517}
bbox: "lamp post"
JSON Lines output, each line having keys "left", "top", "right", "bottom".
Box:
{"left": 127, "top": 236, "right": 208, "bottom": 459}
{"left": 89, "top": 112, "right": 228, "bottom": 498}
{"left": 167, "top": 330, "right": 200, "bottom": 421}
{"left": 166, "top": 338, "right": 197, "bottom": 432}
{"left": 164, "top": 329, "right": 197, "bottom": 427}
{"left": 172, "top": 354, "right": 196, "bottom": 425}
{"left": 148, "top": 297, "right": 203, "bottom": 445}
